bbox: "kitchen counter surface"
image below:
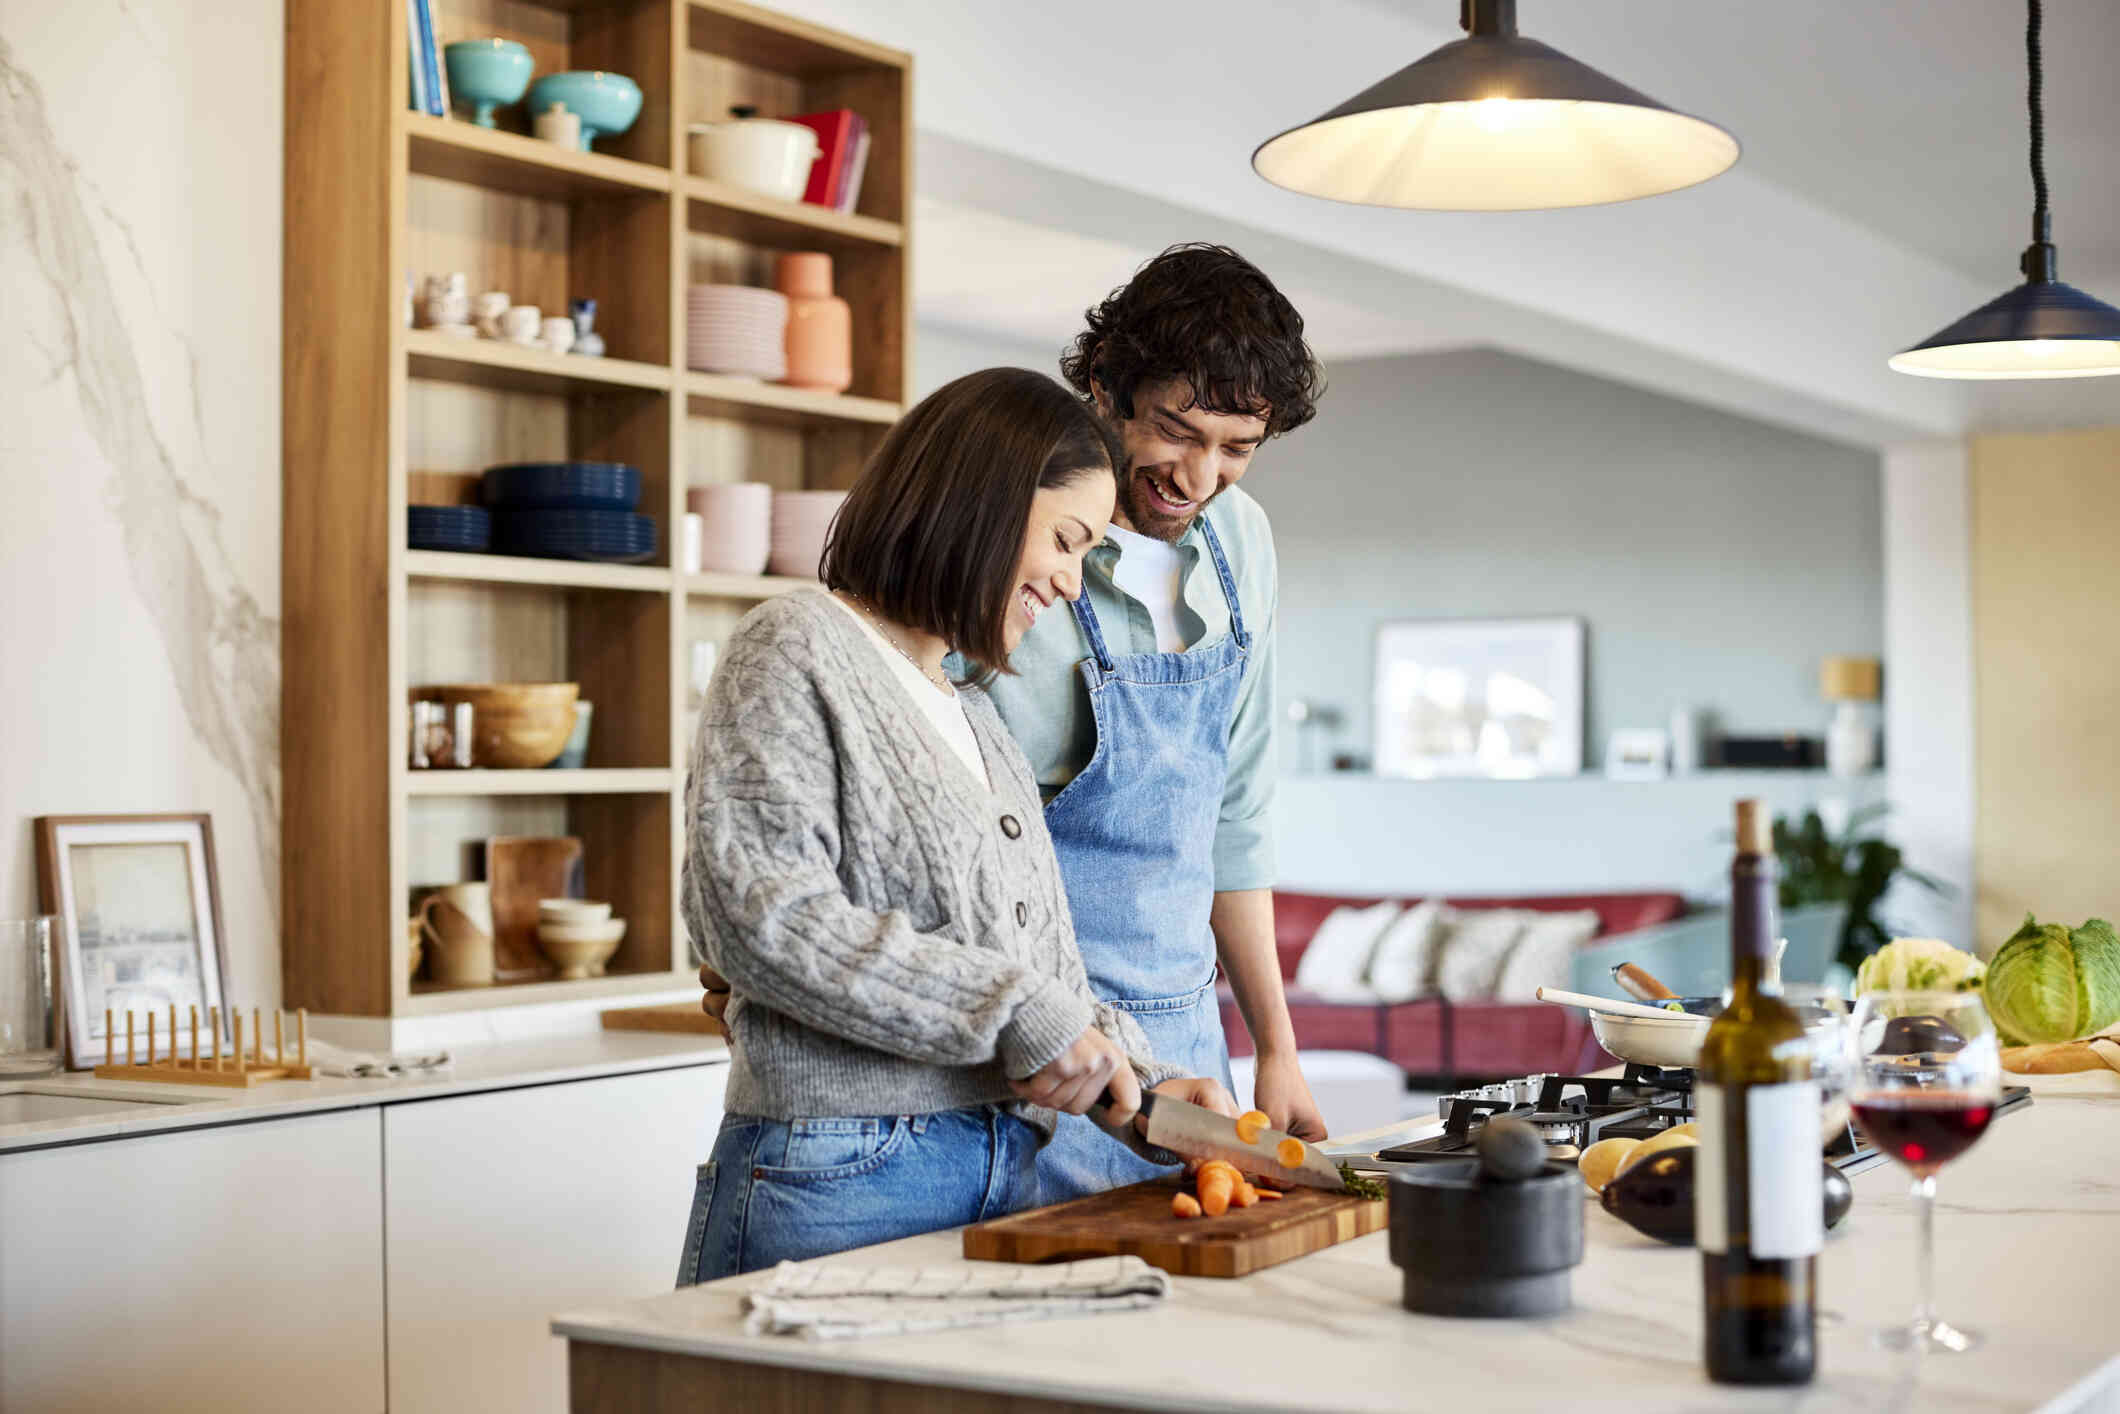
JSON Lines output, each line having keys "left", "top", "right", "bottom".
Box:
{"left": 556, "top": 1092, "right": 2120, "bottom": 1414}
{"left": 0, "top": 1030, "right": 727, "bottom": 1154}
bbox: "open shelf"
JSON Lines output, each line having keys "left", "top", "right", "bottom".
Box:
{"left": 407, "top": 329, "right": 673, "bottom": 395}
{"left": 686, "top": 571, "right": 814, "bottom": 600}
{"left": 406, "top": 111, "right": 672, "bottom": 200}
{"left": 402, "top": 968, "right": 695, "bottom": 1016}
{"left": 683, "top": 371, "right": 898, "bottom": 425}
{"left": 407, "top": 550, "right": 673, "bottom": 592}
{"left": 683, "top": 175, "right": 902, "bottom": 250}
{"left": 405, "top": 769, "right": 676, "bottom": 797}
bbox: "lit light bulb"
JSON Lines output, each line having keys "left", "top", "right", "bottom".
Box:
{"left": 1473, "top": 96, "right": 1515, "bottom": 133}
{"left": 2023, "top": 339, "right": 2065, "bottom": 356}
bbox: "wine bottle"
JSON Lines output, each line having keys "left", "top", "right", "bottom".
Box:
{"left": 1696, "top": 798, "right": 1820, "bottom": 1384}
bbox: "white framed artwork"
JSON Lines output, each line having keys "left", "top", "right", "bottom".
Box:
{"left": 1373, "top": 617, "right": 1585, "bottom": 779}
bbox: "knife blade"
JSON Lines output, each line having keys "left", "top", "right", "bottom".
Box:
{"left": 1089, "top": 1090, "right": 1347, "bottom": 1192}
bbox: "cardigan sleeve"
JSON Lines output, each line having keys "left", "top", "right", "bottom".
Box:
{"left": 682, "top": 611, "right": 1094, "bottom": 1076}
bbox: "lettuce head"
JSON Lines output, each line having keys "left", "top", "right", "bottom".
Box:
{"left": 1855, "top": 936, "right": 1987, "bottom": 997}
{"left": 1983, "top": 915, "right": 2120, "bottom": 1045}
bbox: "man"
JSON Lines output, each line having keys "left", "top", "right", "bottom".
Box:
{"left": 701, "top": 243, "right": 1326, "bottom": 1199}
{"left": 996, "top": 242, "right": 1325, "bottom": 1200}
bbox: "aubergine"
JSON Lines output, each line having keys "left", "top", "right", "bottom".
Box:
{"left": 1601, "top": 1147, "right": 1697, "bottom": 1244}
{"left": 1601, "top": 1149, "right": 1857, "bottom": 1245}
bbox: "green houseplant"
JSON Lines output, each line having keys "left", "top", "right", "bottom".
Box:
{"left": 1772, "top": 804, "right": 1949, "bottom": 974}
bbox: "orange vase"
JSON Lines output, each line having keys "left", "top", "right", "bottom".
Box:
{"left": 775, "top": 252, "right": 852, "bottom": 393}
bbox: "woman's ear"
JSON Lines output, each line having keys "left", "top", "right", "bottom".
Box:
{"left": 1089, "top": 378, "right": 1114, "bottom": 421}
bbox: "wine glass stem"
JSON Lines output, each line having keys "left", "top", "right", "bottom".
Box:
{"left": 1913, "top": 1173, "right": 1937, "bottom": 1333}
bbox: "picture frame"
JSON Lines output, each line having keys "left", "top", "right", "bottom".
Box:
{"left": 1373, "top": 617, "right": 1585, "bottom": 779}
{"left": 34, "top": 814, "right": 230, "bottom": 1070}
{"left": 1604, "top": 728, "right": 1673, "bottom": 781}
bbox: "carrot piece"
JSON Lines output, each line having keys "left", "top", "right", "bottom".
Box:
{"left": 1232, "top": 1181, "right": 1259, "bottom": 1208}
{"left": 1234, "top": 1109, "right": 1270, "bottom": 1145}
{"left": 1171, "top": 1191, "right": 1202, "bottom": 1219}
{"left": 1276, "top": 1137, "right": 1307, "bottom": 1169}
{"left": 1197, "top": 1165, "right": 1236, "bottom": 1217}
{"left": 1254, "top": 1187, "right": 1284, "bottom": 1200}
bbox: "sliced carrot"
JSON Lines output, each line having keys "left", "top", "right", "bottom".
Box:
{"left": 1232, "top": 1181, "right": 1259, "bottom": 1208}
{"left": 1254, "top": 1187, "right": 1284, "bottom": 1200}
{"left": 1171, "top": 1191, "right": 1202, "bottom": 1219}
{"left": 1198, "top": 1166, "right": 1236, "bottom": 1217}
{"left": 1276, "top": 1137, "right": 1307, "bottom": 1169}
{"left": 1234, "top": 1109, "right": 1270, "bottom": 1145}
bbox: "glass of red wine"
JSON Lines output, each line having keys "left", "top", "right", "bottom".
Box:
{"left": 1846, "top": 987, "right": 2002, "bottom": 1354}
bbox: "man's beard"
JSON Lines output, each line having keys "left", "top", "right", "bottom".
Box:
{"left": 1118, "top": 465, "right": 1219, "bottom": 544}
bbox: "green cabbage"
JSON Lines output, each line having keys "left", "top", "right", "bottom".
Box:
{"left": 1984, "top": 915, "right": 2120, "bottom": 1045}
{"left": 1855, "top": 936, "right": 1987, "bottom": 996}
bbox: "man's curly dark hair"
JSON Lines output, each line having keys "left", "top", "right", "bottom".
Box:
{"left": 1060, "top": 243, "right": 1323, "bottom": 440}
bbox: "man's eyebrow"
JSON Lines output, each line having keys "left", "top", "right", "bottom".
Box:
{"left": 1158, "top": 406, "right": 1262, "bottom": 446}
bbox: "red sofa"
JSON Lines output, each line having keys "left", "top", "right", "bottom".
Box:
{"left": 1219, "top": 890, "right": 1688, "bottom": 1083}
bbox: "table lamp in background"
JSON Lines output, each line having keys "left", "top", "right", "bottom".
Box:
{"left": 1820, "top": 656, "right": 1881, "bottom": 777}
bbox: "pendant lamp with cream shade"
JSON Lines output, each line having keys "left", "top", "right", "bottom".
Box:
{"left": 1251, "top": 0, "right": 1739, "bottom": 212}
{"left": 1889, "top": 0, "right": 2120, "bottom": 379}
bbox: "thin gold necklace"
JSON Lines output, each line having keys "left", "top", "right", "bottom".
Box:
{"left": 838, "top": 593, "right": 954, "bottom": 696}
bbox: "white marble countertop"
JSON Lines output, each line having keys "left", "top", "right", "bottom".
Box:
{"left": 0, "top": 1030, "right": 727, "bottom": 1154}
{"left": 554, "top": 1092, "right": 2120, "bottom": 1413}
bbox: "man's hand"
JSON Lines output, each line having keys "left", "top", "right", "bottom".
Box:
{"left": 1010, "top": 1027, "right": 1139, "bottom": 1123}
{"left": 1253, "top": 1052, "right": 1328, "bottom": 1140}
{"left": 698, "top": 962, "right": 731, "bottom": 1025}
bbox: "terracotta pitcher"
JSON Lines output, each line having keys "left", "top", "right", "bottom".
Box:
{"left": 775, "top": 252, "right": 852, "bottom": 393}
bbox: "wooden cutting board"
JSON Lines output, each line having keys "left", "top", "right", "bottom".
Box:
{"left": 599, "top": 1002, "right": 724, "bottom": 1037}
{"left": 963, "top": 1179, "right": 1387, "bottom": 1278}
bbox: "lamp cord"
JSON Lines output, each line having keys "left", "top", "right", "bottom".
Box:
{"left": 2027, "top": 0, "right": 2050, "bottom": 244}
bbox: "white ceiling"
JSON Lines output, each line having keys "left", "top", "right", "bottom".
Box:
{"left": 780, "top": 0, "right": 2120, "bottom": 444}
{"left": 1445, "top": 0, "right": 2120, "bottom": 295}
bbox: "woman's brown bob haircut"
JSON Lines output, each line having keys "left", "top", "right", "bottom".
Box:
{"left": 824, "top": 367, "right": 1121, "bottom": 675}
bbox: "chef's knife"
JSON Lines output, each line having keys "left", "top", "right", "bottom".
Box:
{"left": 1089, "top": 1090, "right": 1347, "bottom": 1192}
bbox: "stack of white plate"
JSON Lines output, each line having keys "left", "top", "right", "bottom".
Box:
{"left": 769, "top": 489, "right": 847, "bottom": 579}
{"left": 686, "top": 284, "right": 788, "bottom": 381}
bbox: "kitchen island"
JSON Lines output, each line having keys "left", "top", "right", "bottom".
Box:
{"left": 555, "top": 1089, "right": 2120, "bottom": 1414}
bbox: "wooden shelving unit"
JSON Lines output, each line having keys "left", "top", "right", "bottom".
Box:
{"left": 283, "top": 0, "right": 910, "bottom": 1021}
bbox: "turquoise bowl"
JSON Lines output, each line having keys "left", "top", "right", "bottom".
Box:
{"left": 443, "top": 39, "right": 533, "bottom": 129}
{"left": 526, "top": 71, "right": 643, "bottom": 152}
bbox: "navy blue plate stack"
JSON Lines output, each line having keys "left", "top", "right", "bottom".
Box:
{"left": 409, "top": 504, "right": 492, "bottom": 552}
{"left": 480, "top": 461, "right": 658, "bottom": 564}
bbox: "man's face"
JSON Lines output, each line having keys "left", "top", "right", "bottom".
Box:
{"left": 1102, "top": 379, "right": 1267, "bottom": 542}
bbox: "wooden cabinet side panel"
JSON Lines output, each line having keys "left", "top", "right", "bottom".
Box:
{"left": 283, "top": 0, "right": 400, "bottom": 1013}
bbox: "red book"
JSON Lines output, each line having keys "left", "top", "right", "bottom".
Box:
{"left": 786, "top": 109, "right": 859, "bottom": 208}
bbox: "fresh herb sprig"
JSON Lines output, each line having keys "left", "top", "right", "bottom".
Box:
{"left": 1338, "top": 1163, "right": 1387, "bottom": 1200}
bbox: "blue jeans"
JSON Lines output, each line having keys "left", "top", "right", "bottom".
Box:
{"left": 676, "top": 1105, "right": 1043, "bottom": 1285}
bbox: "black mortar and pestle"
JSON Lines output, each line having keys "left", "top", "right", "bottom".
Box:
{"left": 1388, "top": 1116, "right": 1583, "bottom": 1317}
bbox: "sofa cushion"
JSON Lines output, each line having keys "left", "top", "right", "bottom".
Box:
{"left": 1367, "top": 900, "right": 1451, "bottom": 1002}
{"left": 1292, "top": 901, "right": 1401, "bottom": 1001}
{"left": 1494, "top": 909, "right": 1602, "bottom": 1002}
{"left": 1432, "top": 909, "right": 1533, "bottom": 1002}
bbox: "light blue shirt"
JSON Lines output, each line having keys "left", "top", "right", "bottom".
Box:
{"left": 976, "top": 485, "right": 1278, "bottom": 892}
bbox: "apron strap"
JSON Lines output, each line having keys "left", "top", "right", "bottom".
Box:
{"left": 1067, "top": 582, "right": 1118, "bottom": 674}
{"left": 1196, "top": 513, "right": 1250, "bottom": 650}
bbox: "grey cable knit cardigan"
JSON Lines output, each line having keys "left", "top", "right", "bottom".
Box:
{"left": 681, "top": 590, "right": 1182, "bottom": 1139}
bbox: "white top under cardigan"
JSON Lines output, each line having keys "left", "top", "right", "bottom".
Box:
{"left": 823, "top": 593, "right": 990, "bottom": 789}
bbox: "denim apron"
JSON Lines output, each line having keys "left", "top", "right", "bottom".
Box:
{"left": 1035, "top": 515, "right": 1249, "bottom": 1203}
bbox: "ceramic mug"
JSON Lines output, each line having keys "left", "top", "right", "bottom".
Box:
{"left": 418, "top": 883, "right": 494, "bottom": 986}
{"left": 534, "top": 101, "right": 581, "bottom": 148}
{"left": 473, "top": 290, "right": 511, "bottom": 338}
{"left": 502, "top": 304, "right": 542, "bottom": 344}
{"left": 541, "top": 316, "right": 576, "bottom": 354}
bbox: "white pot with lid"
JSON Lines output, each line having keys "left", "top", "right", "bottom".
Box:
{"left": 688, "top": 105, "right": 820, "bottom": 201}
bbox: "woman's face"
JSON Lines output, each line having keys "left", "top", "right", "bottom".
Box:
{"left": 1004, "top": 468, "right": 1115, "bottom": 657}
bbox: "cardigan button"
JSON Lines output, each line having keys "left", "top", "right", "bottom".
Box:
{"left": 1015, "top": 902, "right": 1028, "bottom": 927}
{"left": 1000, "top": 814, "right": 1022, "bottom": 839}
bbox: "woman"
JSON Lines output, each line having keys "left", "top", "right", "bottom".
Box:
{"left": 677, "top": 368, "right": 1235, "bottom": 1285}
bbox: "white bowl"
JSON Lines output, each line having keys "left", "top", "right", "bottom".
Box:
{"left": 538, "top": 898, "right": 611, "bottom": 924}
{"left": 537, "top": 917, "right": 626, "bottom": 980}
{"left": 688, "top": 118, "right": 819, "bottom": 201}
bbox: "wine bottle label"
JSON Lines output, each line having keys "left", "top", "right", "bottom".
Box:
{"left": 1696, "top": 1082, "right": 1824, "bottom": 1259}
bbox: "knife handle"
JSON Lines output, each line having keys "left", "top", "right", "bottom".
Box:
{"left": 1087, "top": 1087, "right": 1156, "bottom": 1126}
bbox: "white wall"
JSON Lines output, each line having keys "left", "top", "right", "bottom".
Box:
{"left": 914, "top": 321, "right": 1068, "bottom": 400}
{"left": 0, "top": 3, "right": 282, "bottom": 999}
{"left": 1880, "top": 443, "right": 1976, "bottom": 946}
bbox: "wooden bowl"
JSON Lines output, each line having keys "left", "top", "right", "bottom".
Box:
{"left": 537, "top": 917, "right": 625, "bottom": 980}
{"left": 426, "top": 683, "right": 579, "bottom": 769}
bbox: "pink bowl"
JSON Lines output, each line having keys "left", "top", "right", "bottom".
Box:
{"left": 685, "top": 482, "right": 773, "bottom": 574}
{"left": 768, "top": 490, "right": 847, "bottom": 579}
